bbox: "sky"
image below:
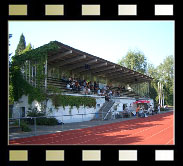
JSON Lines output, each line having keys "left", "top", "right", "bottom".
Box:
{"left": 8, "top": 21, "right": 174, "bottom": 67}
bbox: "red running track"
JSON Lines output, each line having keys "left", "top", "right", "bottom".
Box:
{"left": 10, "top": 111, "right": 174, "bottom": 145}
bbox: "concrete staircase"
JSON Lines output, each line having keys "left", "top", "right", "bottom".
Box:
{"left": 95, "top": 100, "right": 115, "bottom": 120}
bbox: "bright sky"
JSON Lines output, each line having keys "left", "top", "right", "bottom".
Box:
{"left": 8, "top": 21, "right": 174, "bottom": 67}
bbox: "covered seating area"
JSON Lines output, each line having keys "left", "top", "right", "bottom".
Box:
{"left": 46, "top": 41, "right": 153, "bottom": 98}
{"left": 19, "top": 41, "right": 153, "bottom": 99}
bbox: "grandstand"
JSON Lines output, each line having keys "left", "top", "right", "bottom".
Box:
{"left": 12, "top": 41, "right": 154, "bottom": 123}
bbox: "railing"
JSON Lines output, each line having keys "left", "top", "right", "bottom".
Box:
{"left": 102, "top": 101, "right": 115, "bottom": 120}
{"left": 9, "top": 112, "right": 108, "bottom": 137}
{"left": 103, "top": 107, "right": 112, "bottom": 120}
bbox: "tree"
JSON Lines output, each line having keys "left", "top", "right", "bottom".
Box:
{"left": 9, "top": 34, "right": 32, "bottom": 105}
{"left": 147, "top": 56, "right": 174, "bottom": 106}
{"left": 118, "top": 50, "right": 147, "bottom": 74}
{"left": 9, "top": 34, "right": 14, "bottom": 104}
{"left": 157, "top": 55, "right": 174, "bottom": 82}
{"left": 147, "top": 63, "right": 158, "bottom": 102}
{"left": 15, "top": 33, "right": 26, "bottom": 55}
{"left": 156, "top": 55, "right": 174, "bottom": 106}
{"left": 21, "top": 43, "right": 32, "bottom": 54}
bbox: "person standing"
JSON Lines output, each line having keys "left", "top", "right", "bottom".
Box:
{"left": 136, "top": 106, "right": 140, "bottom": 117}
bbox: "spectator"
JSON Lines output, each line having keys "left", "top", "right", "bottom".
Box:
{"left": 116, "top": 91, "right": 120, "bottom": 97}
{"left": 123, "top": 106, "right": 129, "bottom": 118}
{"left": 83, "top": 80, "right": 86, "bottom": 87}
{"left": 78, "top": 78, "right": 82, "bottom": 86}
{"left": 69, "top": 77, "right": 73, "bottom": 83}
{"left": 87, "top": 87, "right": 91, "bottom": 94}
{"left": 83, "top": 86, "right": 87, "bottom": 95}
{"left": 138, "top": 108, "right": 144, "bottom": 117}
{"left": 80, "top": 84, "right": 84, "bottom": 91}
{"left": 105, "top": 94, "right": 110, "bottom": 102}
{"left": 86, "top": 81, "right": 89, "bottom": 88}
{"left": 147, "top": 106, "right": 152, "bottom": 115}
{"left": 75, "top": 81, "right": 80, "bottom": 91}
{"left": 108, "top": 90, "right": 112, "bottom": 98}
{"left": 61, "top": 75, "right": 67, "bottom": 82}
{"left": 94, "top": 81, "right": 97, "bottom": 91}
{"left": 66, "top": 84, "right": 72, "bottom": 90}
{"left": 136, "top": 106, "right": 140, "bottom": 117}
{"left": 97, "top": 88, "right": 101, "bottom": 95}
{"left": 102, "top": 89, "right": 106, "bottom": 96}
{"left": 71, "top": 81, "right": 76, "bottom": 90}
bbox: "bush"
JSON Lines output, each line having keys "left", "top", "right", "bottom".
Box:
{"left": 27, "top": 108, "right": 45, "bottom": 117}
{"left": 160, "top": 107, "right": 166, "bottom": 111}
{"left": 36, "top": 117, "right": 58, "bottom": 125}
{"left": 26, "top": 108, "right": 58, "bottom": 126}
{"left": 20, "top": 120, "right": 32, "bottom": 132}
{"left": 27, "top": 108, "right": 45, "bottom": 125}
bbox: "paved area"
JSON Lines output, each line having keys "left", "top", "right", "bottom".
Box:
{"left": 9, "top": 110, "right": 173, "bottom": 141}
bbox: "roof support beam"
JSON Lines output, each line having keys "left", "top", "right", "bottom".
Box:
{"left": 48, "top": 50, "right": 72, "bottom": 62}
{"left": 126, "top": 79, "right": 151, "bottom": 84}
{"left": 92, "top": 65, "right": 116, "bottom": 74}
{"left": 55, "top": 55, "right": 86, "bottom": 67}
{"left": 95, "top": 67, "right": 122, "bottom": 76}
{"left": 61, "top": 58, "right": 98, "bottom": 71}
{"left": 76, "top": 62, "right": 107, "bottom": 73}
{"left": 114, "top": 77, "right": 151, "bottom": 84}
{"left": 107, "top": 71, "right": 135, "bottom": 79}
{"left": 105, "top": 68, "right": 123, "bottom": 75}
{"left": 82, "top": 65, "right": 115, "bottom": 75}
{"left": 91, "top": 62, "right": 108, "bottom": 69}
{"left": 111, "top": 72, "right": 143, "bottom": 80}
{"left": 114, "top": 75, "right": 149, "bottom": 81}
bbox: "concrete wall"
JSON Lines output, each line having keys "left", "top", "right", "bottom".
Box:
{"left": 12, "top": 95, "right": 29, "bottom": 119}
{"left": 45, "top": 95, "right": 105, "bottom": 123}
{"left": 12, "top": 94, "right": 154, "bottom": 123}
{"left": 12, "top": 94, "right": 105, "bottom": 123}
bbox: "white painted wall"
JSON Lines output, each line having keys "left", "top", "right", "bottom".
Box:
{"left": 12, "top": 94, "right": 105, "bottom": 123}
{"left": 12, "top": 94, "right": 153, "bottom": 123}
{"left": 45, "top": 96, "right": 105, "bottom": 123}
{"left": 12, "top": 95, "right": 29, "bottom": 118}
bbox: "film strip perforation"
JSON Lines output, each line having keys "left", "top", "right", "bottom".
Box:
{"left": 8, "top": 149, "right": 176, "bottom": 162}
{"left": 8, "top": 3, "right": 174, "bottom": 16}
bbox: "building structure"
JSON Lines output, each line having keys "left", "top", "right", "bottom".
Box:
{"left": 11, "top": 41, "right": 154, "bottom": 123}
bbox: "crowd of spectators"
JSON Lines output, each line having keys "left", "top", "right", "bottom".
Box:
{"left": 61, "top": 76, "right": 127, "bottom": 97}
{"left": 63, "top": 76, "right": 98, "bottom": 95}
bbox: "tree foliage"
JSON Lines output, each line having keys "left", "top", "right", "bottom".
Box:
{"left": 21, "top": 43, "right": 32, "bottom": 54}
{"left": 118, "top": 49, "right": 174, "bottom": 106}
{"left": 156, "top": 55, "right": 174, "bottom": 105}
{"left": 15, "top": 33, "right": 26, "bottom": 55}
{"left": 118, "top": 50, "right": 147, "bottom": 74}
{"left": 147, "top": 56, "right": 174, "bottom": 106}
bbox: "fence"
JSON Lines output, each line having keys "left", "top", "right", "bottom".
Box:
{"left": 9, "top": 110, "right": 135, "bottom": 138}
{"left": 9, "top": 112, "right": 106, "bottom": 136}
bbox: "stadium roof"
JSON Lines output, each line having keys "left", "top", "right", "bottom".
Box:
{"left": 47, "top": 41, "right": 153, "bottom": 84}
